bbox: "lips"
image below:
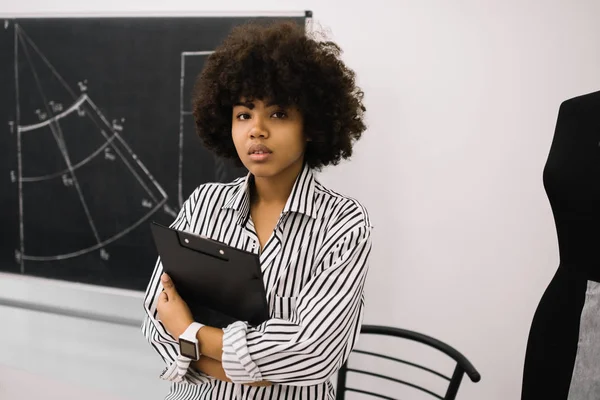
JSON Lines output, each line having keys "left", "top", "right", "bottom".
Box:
{"left": 248, "top": 143, "right": 272, "bottom": 155}
{"left": 247, "top": 143, "right": 273, "bottom": 162}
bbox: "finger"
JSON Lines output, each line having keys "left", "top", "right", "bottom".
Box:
{"left": 158, "top": 290, "right": 168, "bottom": 303}
{"left": 161, "top": 273, "right": 178, "bottom": 297}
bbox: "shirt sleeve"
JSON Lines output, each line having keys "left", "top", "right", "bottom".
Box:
{"left": 221, "top": 223, "right": 373, "bottom": 386}
{"left": 140, "top": 195, "right": 214, "bottom": 385}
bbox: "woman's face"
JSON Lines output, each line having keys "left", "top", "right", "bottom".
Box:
{"left": 232, "top": 98, "right": 307, "bottom": 179}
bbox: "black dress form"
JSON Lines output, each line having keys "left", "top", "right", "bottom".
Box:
{"left": 522, "top": 90, "right": 600, "bottom": 399}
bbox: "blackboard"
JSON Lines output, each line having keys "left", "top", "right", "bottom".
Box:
{"left": 0, "top": 13, "right": 309, "bottom": 291}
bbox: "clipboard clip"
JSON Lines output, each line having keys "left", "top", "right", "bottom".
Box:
{"left": 176, "top": 231, "right": 230, "bottom": 262}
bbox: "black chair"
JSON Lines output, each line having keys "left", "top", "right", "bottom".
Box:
{"left": 336, "top": 325, "right": 481, "bottom": 400}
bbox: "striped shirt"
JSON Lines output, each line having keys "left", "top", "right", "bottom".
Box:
{"left": 141, "top": 164, "right": 373, "bottom": 399}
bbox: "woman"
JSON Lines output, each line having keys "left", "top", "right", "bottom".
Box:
{"left": 142, "top": 20, "right": 372, "bottom": 400}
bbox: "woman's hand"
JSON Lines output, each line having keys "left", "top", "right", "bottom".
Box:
{"left": 157, "top": 273, "right": 194, "bottom": 339}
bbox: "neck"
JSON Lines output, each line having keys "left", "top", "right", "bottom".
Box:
{"left": 251, "top": 162, "right": 304, "bottom": 206}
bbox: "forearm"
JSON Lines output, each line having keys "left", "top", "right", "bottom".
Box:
{"left": 193, "top": 356, "right": 271, "bottom": 387}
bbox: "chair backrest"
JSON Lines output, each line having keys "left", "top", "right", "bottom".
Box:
{"left": 336, "top": 325, "right": 481, "bottom": 400}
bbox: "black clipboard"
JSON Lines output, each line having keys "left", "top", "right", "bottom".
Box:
{"left": 150, "top": 222, "right": 269, "bottom": 328}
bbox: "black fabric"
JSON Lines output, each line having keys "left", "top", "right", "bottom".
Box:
{"left": 522, "top": 90, "right": 600, "bottom": 399}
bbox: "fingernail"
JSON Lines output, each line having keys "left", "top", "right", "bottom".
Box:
{"left": 161, "top": 273, "right": 169, "bottom": 282}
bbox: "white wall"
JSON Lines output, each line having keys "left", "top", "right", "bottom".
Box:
{"left": 2, "top": 1, "right": 600, "bottom": 399}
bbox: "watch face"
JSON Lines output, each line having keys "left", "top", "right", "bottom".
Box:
{"left": 179, "top": 338, "right": 198, "bottom": 360}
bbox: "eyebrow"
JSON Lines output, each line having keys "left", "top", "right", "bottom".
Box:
{"left": 233, "top": 101, "right": 255, "bottom": 109}
{"left": 233, "top": 100, "right": 283, "bottom": 109}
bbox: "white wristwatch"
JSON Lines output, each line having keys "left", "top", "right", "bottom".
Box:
{"left": 178, "top": 322, "right": 205, "bottom": 361}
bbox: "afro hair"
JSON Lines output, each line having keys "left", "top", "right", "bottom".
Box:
{"left": 192, "top": 20, "right": 366, "bottom": 170}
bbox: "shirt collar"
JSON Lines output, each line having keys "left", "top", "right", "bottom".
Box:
{"left": 222, "top": 163, "right": 318, "bottom": 225}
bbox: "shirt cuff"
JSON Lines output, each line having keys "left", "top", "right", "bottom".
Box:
{"left": 222, "top": 321, "right": 262, "bottom": 383}
{"left": 159, "top": 355, "right": 213, "bottom": 385}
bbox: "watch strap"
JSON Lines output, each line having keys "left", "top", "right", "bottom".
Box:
{"left": 180, "top": 322, "right": 205, "bottom": 341}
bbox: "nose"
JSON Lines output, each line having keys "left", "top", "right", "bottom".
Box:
{"left": 249, "top": 116, "right": 269, "bottom": 139}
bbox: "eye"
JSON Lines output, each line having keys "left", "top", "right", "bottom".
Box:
{"left": 236, "top": 113, "right": 251, "bottom": 121}
{"left": 272, "top": 111, "right": 287, "bottom": 119}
